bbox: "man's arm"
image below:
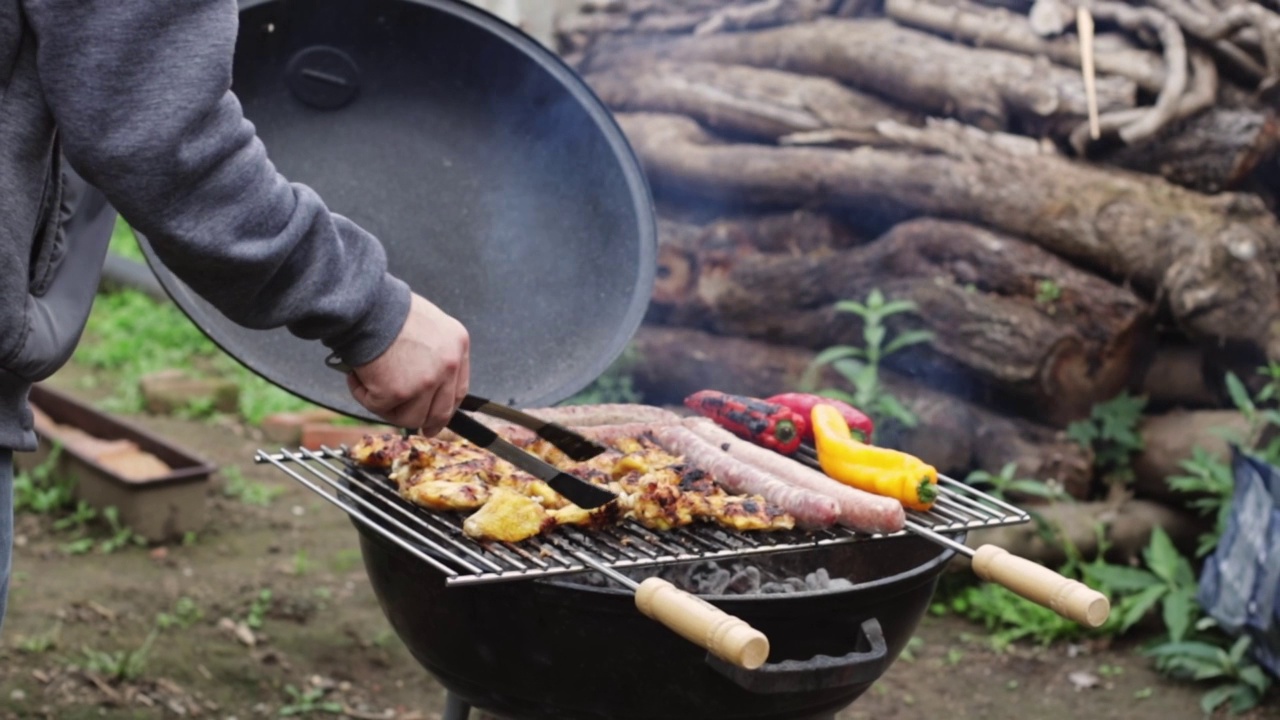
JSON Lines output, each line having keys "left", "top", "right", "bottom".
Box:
{"left": 23, "top": 0, "right": 404, "bottom": 367}
{"left": 23, "top": 0, "right": 471, "bottom": 433}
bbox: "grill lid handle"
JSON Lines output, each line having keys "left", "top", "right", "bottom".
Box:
{"left": 635, "top": 577, "right": 770, "bottom": 671}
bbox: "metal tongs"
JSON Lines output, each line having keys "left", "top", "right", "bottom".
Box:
{"left": 324, "top": 353, "right": 617, "bottom": 509}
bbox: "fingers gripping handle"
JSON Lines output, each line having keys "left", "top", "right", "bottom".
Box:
{"left": 635, "top": 577, "right": 771, "bottom": 670}
{"left": 971, "top": 545, "right": 1111, "bottom": 628}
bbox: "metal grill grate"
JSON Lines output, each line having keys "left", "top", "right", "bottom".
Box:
{"left": 256, "top": 445, "right": 1030, "bottom": 586}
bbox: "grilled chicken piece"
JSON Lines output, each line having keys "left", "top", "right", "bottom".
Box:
{"left": 622, "top": 480, "right": 699, "bottom": 531}
{"left": 388, "top": 442, "right": 491, "bottom": 484}
{"left": 462, "top": 487, "right": 553, "bottom": 543}
{"left": 403, "top": 480, "right": 491, "bottom": 511}
{"left": 349, "top": 433, "right": 434, "bottom": 471}
{"left": 549, "top": 502, "right": 621, "bottom": 528}
{"left": 705, "top": 495, "right": 796, "bottom": 532}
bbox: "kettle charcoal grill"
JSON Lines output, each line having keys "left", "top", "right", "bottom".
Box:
{"left": 251, "top": 444, "right": 1021, "bottom": 720}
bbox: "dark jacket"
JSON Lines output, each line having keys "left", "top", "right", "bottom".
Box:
{"left": 0, "top": 0, "right": 410, "bottom": 450}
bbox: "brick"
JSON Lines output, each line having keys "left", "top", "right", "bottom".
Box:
{"left": 95, "top": 446, "right": 172, "bottom": 481}
{"left": 260, "top": 408, "right": 344, "bottom": 445}
{"left": 300, "top": 423, "right": 388, "bottom": 451}
{"left": 139, "top": 370, "right": 240, "bottom": 416}
{"left": 51, "top": 426, "right": 139, "bottom": 461}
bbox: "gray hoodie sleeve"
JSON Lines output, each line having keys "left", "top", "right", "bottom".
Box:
{"left": 21, "top": 0, "right": 411, "bottom": 367}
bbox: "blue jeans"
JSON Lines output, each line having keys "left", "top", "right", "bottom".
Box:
{"left": 0, "top": 450, "right": 11, "bottom": 635}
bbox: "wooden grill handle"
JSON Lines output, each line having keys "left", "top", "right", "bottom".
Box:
{"left": 971, "top": 544, "right": 1111, "bottom": 628}
{"left": 635, "top": 577, "right": 770, "bottom": 670}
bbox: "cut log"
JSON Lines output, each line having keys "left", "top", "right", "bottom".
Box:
{"left": 958, "top": 498, "right": 1207, "bottom": 569}
{"left": 582, "top": 18, "right": 1138, "bottom": 134}
{"left": 651, "top": 209, "right": 865, "bottom": 329}
{"left": 1132, "top": 409, "right": 1250, "bottom": 506}
{"left": 584, "top": 61, "right": 920, "bottom": 145}
{"left": 615, "top": 112, "right": 1280, "bottom": 357}
{"left": 1095, "top": 108, "right": 1280, "bottom": 194}
{"left": 883, "top": 0, "right": 1167, "bottom": 93}
{"left": 1133, "top": 341, "right": 1221, "bottom": 409}
{"left": 654, "top": 217, "right": 1154, "bottom": 425}
{"left": 555, "top": 0, "right": 838, "bottom": 59}
{"left": 626, "top": 324, "right": 1095, "bottom": 494}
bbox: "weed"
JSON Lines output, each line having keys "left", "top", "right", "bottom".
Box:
{"left": 1066, "top": 392, "right": 1146, "bottom": 486}
{"left": 81, "top": 627, "right": 158, "bottom": 683}
{"left": 222, "top": 466, "right": 285, "bottom": 507}
{"left": 331, "top": 548, "right": 362, "bottom": 573}
{"left": 1145, "top": 633, "right": 1272, "bottom": 716}
{"left": 1035, "top": 279, "right": 1062, "bottom": 309}
{"left": 59, "top": 538, "right": 95, "bottom": 556}
{"left": 16, "top": 621, "right": 61, "bottom": 654}
{"left": 1086, "top": 528, "right": 1198, "bottom": 642}
{"left": 13, "top": 445, "right": 76, "bottom": 515}
{"left": 897, "top": 636, "right": 924, "bottom": 663}
{"left": 964, "top": 462, "right": 1069, "bottom": 503}
{"left": 800, "top": 289, "right": 933, "bottom": 435}
{"left": 98, "top": 507, "right": 146, "bottom": 553}
{"left": 292, "top": 550, "right": 312, "bottom": 576}
{"left": 278, "top": 684, "right": 343, "bottom": 716}
{"left": 51, "top": 501, "right": 98, "bottom": 534}
{"left": 156, "top": 597, "right": 203, "bottom": 630}
{"left": 246, "top": 589, "right": 273, "bottom": 629}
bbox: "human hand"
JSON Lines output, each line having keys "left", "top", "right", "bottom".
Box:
{"left": 346, "top": 293, "right": 470, "bottom": 436}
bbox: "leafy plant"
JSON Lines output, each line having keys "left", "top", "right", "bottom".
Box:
{"left": 800, "top": 289, "right": 933, "bottom": 432}
{"left": 1035, "top": 279, "right": 1062, "bottom": 310}
{"left": 13, "top": 444, "right": 77, "bottom": 515}
{"left": 97, "top": 506, "right": 147, "bottom": 554}
{"left": 245, "top": 589, "right": 273, "bottom": 629}
{"left": 1066, "top": 392, "right": 1147, "bottom": 486}
{"left": 1084, "top": 528, "right": 1198, "bottom": 642}
{"left": 82, "top": 627, "right": 158, "bottom": 683}
{"left": 292, "top": 550, "right": 312, "bottom": 576}
{"left": 278, "top": 684, "right": 343, "bottom": 716}
{"left": 1145, "top": 632, "right": 1272, "bottom": 716}
{"left": 1167, "top": 448, "right": 1237, "bottom": 558}
{"left": 52, "top": 500, "right": 98, "bottom": 534}
{"left": 222, "top": 466, "right": 285, "bottom": 507}
{"left": 156, "top": 597, "right": 203, "bottom": 630}
{"left": 16, "top": 621, "right": 62, "bottom": 654}
{"left": 964, "top": 462, "right": 1070, "bottom": 503}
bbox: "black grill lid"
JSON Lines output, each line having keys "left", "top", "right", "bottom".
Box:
{"left": 135, "top": 0, "right": 657, "bottom": 421}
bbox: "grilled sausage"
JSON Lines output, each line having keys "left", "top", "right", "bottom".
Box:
{"left": 682, "top": 418, "right": 906, "bottom": 534}
{"left": 650, "top": 425, "right": 839, "bottom": 530}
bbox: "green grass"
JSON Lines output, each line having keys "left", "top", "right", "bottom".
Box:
{"left": 108, "top": 216, "right": 146, "bottom": 262}
{"left": 79, "top": 221, "right": 317, "bottom": 424}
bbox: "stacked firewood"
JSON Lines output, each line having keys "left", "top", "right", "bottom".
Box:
{"left": 554, "top": 0, "right": 1280, "bottom": 551}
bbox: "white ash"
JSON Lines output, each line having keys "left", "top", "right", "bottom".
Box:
{"left": 571, "top": 560, "right": 855, "bottom": 595}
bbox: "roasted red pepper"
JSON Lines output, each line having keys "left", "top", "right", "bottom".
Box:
{"left": 766, "top": 393, "right": 875, "bottom": 444}
{"left": 683, "top": 390, "right": 805, "bottom": 454}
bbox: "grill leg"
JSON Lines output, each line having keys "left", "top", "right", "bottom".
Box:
{"left": 442, "top": 692, "right": 471, "bottom": 720}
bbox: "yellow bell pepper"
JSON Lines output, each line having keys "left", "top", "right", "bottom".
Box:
{"left": 810, "top": 404, "right": 938, "bottom": 511}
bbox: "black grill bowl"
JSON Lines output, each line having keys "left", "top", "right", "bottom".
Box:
{"left": 354, "top": 518, "right": 958, "bottom": 720}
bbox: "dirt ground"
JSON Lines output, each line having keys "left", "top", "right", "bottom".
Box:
{"left": 0, "top": 365, "right": 1276, "bottom": 720}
